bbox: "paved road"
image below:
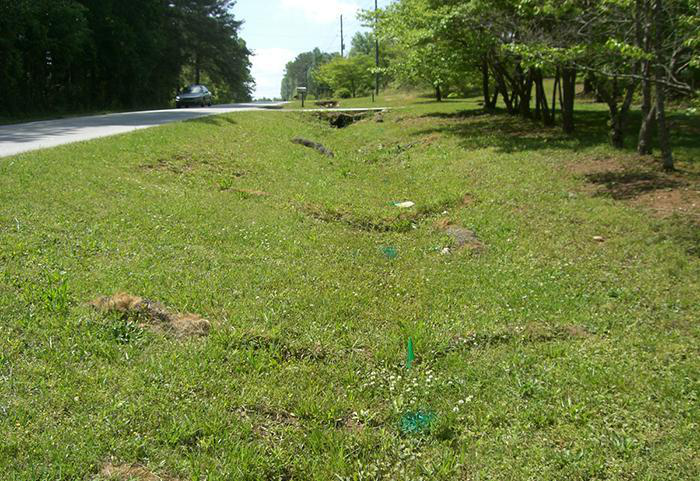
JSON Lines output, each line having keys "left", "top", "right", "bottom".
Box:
{"left": 0, "top": 102, "right": 286, "bottom": 158}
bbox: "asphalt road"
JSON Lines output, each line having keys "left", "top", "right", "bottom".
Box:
{"left": 0, "top": 102, "right": 285, "bottom": 158}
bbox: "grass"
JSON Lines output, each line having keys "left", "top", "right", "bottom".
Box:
{"left": 1, "top": 93, "right": 699, "bottom": 480}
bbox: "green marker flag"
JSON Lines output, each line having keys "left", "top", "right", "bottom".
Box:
{"left": 406, "top": 337, "right": 415, "bottom": 369}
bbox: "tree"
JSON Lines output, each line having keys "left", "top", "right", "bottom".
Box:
{"left": 373, "top": 0, "right": 470, "bottom": 101}
{"left": 280, "top": 48, "right": 334, "bottom": 100}
{"left": 316, "top": 55, "right": 375, "bottom": 98}
{"left": 0, "top": 0, "right": 253, "bottom": 116}
{"left": 349, "top": 32, "right": 375, "bottom": 57}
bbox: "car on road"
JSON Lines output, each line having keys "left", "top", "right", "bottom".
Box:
{"left": 176, "top": 85, "right": 212, "bottom": 108}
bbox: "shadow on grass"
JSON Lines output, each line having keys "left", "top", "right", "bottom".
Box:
{"left": 191, "top": 115, "right": 237, "bottom": 126}
{"left": 585, "top": 170, "right": 686, "bottom": 200}
{"left": 414, "top": 107, "right": 700, "bottom": 164}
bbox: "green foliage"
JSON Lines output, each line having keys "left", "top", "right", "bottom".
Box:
{"left": 371, "top": 0, "right": 477, "bottom": 99}
{"left": 43, "top": 272, "right": 71, "bottom": 316}
{"left": 316, "top": 55, "right": 375, "bottom": 98}
{"left": 0, "top": 0, "right": 252, "bottom": 116}
{"left": 280, "top": 48, "right": 335, "bottom": 100}
{"left": 335, "top": 88, "right": 353, "bottom": 99}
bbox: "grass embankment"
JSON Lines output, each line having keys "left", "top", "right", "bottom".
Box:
{"left": 1, "top": 95, "right": 699, "bottom": 480}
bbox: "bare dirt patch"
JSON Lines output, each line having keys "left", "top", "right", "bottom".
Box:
{"left": 630, "top": 186, "right": 700, "bottom": 222}
{"left": 141, "top": 155, "right": 194, "bottom": 175}
{"left": 566, "top": 154, "right": 632, "bottom": 177}
{"left": 433, "top": 323, "right": 593, "bottom": 358}
{"left": 231, "top": 188, "right": 270, "bottom": 197}
{"left": 234, "top": 404, "right": 302, "bottom": 441}
{"left": 234, "top": 333, "right": 326, "bottom": 361}
{"left": 96, "top": 463, "right": 180, "bottom": 481}
{"left": 570, "top": 155, "right": 700, "bottom": 222}
{"left": 434, "top": 220, "right": 484, "bottom": 253}
{"left": 90, "top": 293, "right": 210, "bottom": 338}
{"left": 301, "top": 196, "right": 465, "bottom": 233}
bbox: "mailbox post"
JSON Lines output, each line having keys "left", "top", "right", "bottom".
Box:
{"left": 297, "top": 87, "right": 307, "bottom": 108}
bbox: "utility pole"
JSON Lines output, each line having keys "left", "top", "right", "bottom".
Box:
{"left": 374, "top": 0, "right": 380, "bottom": 95}
{"left": 340, "top": 15, "right": 345, "bottom": 57}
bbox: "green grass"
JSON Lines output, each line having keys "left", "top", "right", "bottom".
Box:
{"left": 1, "top": 94, "right": 699, "bottom": 480}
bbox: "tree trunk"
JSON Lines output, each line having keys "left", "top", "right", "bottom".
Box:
{"left": 609, "top": 103, "right": 625, "bottom": 148}
{"left": 195, "top": 53, "right": 201, "bottom": 84}
{"left": 490, "top": 61, "right": 514, "bottom": 113}
{"left": 637, "top": 0, "right": 654, "bottom": 155}
{"left": 482, "top": 58, "right": 493, "bottom": 109}
{"left": 491, "top": 87, "right": 499, "bottom": 109}
{"left": 534, "top": 69, "right": 542, "bottom": 121}
{"left": 551, "top": 67, "right": 560, "bottom": 122}
{"left": 561, "top": 67, "right": 576, "bottom": 134}
{"left": 518, "top": 69, "right": 533, "bottom": 118}
{"left": 654, "top": 0, "right": 673, "bottom": 169}
{"left": 638, "top": 104, "right": 656, "bottom": 154}
{"left": 600, "top": 77, "right": 638, "bottom": 149}
{"left": 435, "top": 83, "right": 442, "bottom": 102}
{"left": 536, "top": 71, "right": 553, "bottom": 126}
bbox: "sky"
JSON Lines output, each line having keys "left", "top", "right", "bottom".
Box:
{"left": 234, "top": 0, "right": 393, "bottom": 99}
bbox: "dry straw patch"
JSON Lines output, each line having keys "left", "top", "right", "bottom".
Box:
{"left": 90, "top": 292, "right": 210, "bottom": 338}
{"left": 96, "top": 463, "right": 181, "bottom": 481}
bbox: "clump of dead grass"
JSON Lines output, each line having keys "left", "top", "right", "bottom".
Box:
{"left": 96, "top": 463, "right": 180, "bottom": 481}
{"left": 90, "top": 292, "right": 210, "bottom": 338}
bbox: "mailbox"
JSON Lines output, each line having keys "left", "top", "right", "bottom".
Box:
{"left": 296, "top": 87, "right": 308, "bottom": 107}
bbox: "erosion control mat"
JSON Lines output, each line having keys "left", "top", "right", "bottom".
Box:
{"left": 90, "top": 293, "right": 210, "bottom": 338}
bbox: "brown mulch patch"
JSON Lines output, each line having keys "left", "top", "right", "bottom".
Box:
{"left": 90, "top": 293, "right": 210, "bottom": 338}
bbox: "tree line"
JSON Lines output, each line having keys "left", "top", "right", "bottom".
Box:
{"left": 0, "top": 0, "right": 253, "bottom": 116}
{"left": 280, "top": 32, "right": 395, "bottom": 100}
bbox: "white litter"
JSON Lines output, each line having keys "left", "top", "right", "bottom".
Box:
{"left": 393, "top": 201, "right": 415, "bottom": 208}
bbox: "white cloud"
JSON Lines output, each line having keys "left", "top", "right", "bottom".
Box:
{"left": 280, "top": 0, "right": 360, "bottom": 24}
{"left": 250, "top": 47, "right": 296, "bottom": 99}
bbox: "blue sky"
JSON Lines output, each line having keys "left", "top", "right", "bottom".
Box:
{"left": 235, "top": 0, "right": 393, "bottom": 99}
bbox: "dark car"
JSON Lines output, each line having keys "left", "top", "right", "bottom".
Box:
{"left": 176, "top": 85, "right": 212, "bottom": 108}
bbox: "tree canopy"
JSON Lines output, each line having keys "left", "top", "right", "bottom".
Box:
{"left": 0, "top": 0, "right": 253, "bottom": 116}
{"left": 370, "top": 0, "right": 699, "bottom": 169}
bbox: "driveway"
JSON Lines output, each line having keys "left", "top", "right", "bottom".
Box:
{"left": 0, "top": 102, "right": 285, "bottom": 157}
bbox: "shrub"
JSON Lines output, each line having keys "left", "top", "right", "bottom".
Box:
{"left": 335, "top": 88, "right": 352, "bottom": 99}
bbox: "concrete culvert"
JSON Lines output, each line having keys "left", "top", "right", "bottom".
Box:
{"left": 317, "top": 111, "right": 370, "bottom": 128}
{"left": 90, "top": 293, "right": 210, "bottom": 338}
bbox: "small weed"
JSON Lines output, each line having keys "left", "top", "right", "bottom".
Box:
{"left": 108, "top": 318, "right": 144, "bottom": 345}
{"left": 43, "top": 272, "right": 70, "bottom": 315}
{"left": 217, "top": 177, "right": 235, "bottom": 191}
